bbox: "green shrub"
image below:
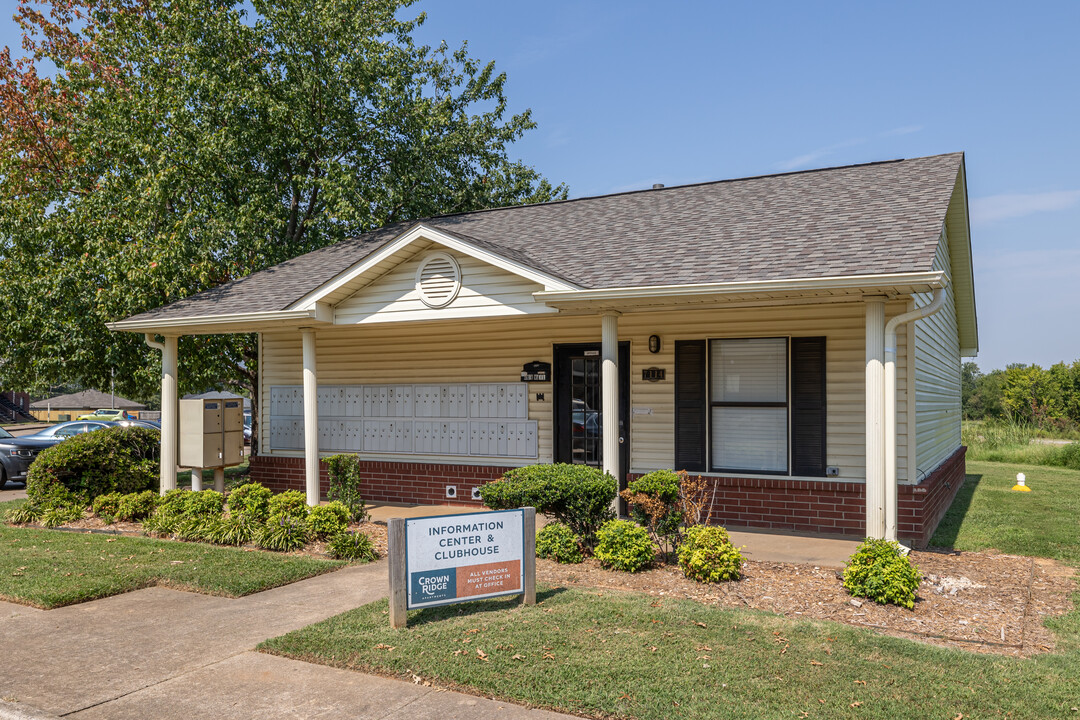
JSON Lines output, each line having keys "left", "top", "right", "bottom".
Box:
{"left": 479, "top": 464, "right": 616, "bottom": 546}
{"left": 842, "top": 538, "right": 921, "bottom": 610}
{"left": 142, "top": 506, "right": 184, "bottom": 536}
{"left": 593, "top": 519, "right": 656, "bottom": 572}
{"left": 325, "top": 454, "right": 369, "bottom": 522}
{"left": 268, "top": 490, "right": 310, "bottom": 522}
{"left": 185, "top": 490, "right": 225, "bottom": 519}
{"left": 174, "top": 516, "right": 218, "bottom": 542}
{"left": 26, "top": 426, "right": 159, "bottom": 505}
{"left": 206, "top": 515, "right": 258, "bottom": 546}
{"left": 92, "top": 492, "right": 124, "bottom": 522}
{"left": 255, "top": 515, "right": 310, "bottom": 552}
{"left": 307, "top": 501, "right": 350, "bottom": 539}
{"left": 678, "top": 525, "right": 744, "bottom": 583}
{"left": 40, "top": 502, "right": 84, "bottom": 528}
{"left": 227, "top": 483, "right": 272, "bottom": 522}
{"left": 5, "top": 502, "right": 43, "bottom": 525}
{"left": 535, "top": 522, "right": 583, "bottom": 564}
{"left": 116, "top": 491, "right": 159, "bottom": 521}
{"left": 327, "top": 531, "right": 378, "bottom": 562}
{"left": 621, "top": 470, "right": 684, "bottom": 556}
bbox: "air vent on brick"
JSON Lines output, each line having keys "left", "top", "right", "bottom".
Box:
{"left": 415, "top": 252, "right": 461, "bottom": 308}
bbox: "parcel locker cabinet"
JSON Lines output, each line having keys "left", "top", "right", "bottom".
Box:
{"left": 180, "top": 398, "right": 245, "bottom": 467}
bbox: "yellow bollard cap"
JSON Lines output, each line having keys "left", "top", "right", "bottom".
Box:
{"left": 1012, "top": 472, "right": 1032, "bottom": 492}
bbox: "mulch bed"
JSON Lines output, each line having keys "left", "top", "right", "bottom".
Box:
{"left": 16, "top": 517, "right": 1076, "bottom": 656}
{"left": 534, "top": 549, "right": 1077, "bottom": 657}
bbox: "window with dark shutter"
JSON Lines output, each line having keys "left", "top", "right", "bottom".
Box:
{"left": 791, "top": 337, "right": 827, "bottom": 477}
{"left": 674, "top": 340, "right": 707, "bottom": 472}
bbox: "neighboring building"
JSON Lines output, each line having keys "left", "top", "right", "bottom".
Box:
{"left": 29, "top": 390, "right": 146, "bottom": 422}
{"left": 110, "top": 153, "right": 977, "bottom": 547}
{"left": 0, "top": 390, "right": 34, "bottom": 423}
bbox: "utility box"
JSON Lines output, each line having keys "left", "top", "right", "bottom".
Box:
{"left": 180, "top": 398, "right": 245, "bottom": 468}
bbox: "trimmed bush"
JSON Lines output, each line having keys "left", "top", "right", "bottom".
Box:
{"left": 307, "top": 501, "right": 350, "bottom": 539}
{"left": 116, "top": 491, "right": 159, "bottom": 521}
{"left": 535, "top": 522, "right": 583, "bottom": 564}
{"left": 268, "top": 490, "right": 310, "bottom": 522}
{"left": 227, "top": 483, "right": 272, "bottom": 522}
{"left": 92, "top": 492, "right": 124, "bottom": 522}
{"left": 255, "top": 515, "right": 310, "bottom": 552}
{"left": 26, "top": 426, "right": 159, "bottom": 505}
{"left": 325, "top": 454, "right": 369, "bottom": 522}
{"left": 327, "top": 531, "right": 378, "bottom": 562}
{"left": 593, "top": 519, "right": 656, "bottom": 572}
{"left": 842, "top": 538, "right": 921, "bottom": 610}
{"left": 621, "top": 470, "right": 684, "bottom": 556}
{"left": 479, "top": 464, "right": 616, "bottom": 546}
{"left": 678, "top": 525, "right": 744, "bottom": 583}
{"left": 185, "top": 490, "right": 225, "bottom": 519}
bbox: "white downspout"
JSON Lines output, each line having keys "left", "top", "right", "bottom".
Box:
{"left": 884, "top": 287, "right": 946, "bottom": 543}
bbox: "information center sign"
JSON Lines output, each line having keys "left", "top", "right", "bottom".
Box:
{"left": 405, "top": 509, "right": 525, "bottom": 610}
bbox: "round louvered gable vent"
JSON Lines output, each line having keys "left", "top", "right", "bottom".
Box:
{"left": 415, "top": 252, "right": 462, "bottom": 308}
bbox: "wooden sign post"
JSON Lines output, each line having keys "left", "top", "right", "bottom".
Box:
{"left": 388, "top": 508, "right": 535, "bottom": 629}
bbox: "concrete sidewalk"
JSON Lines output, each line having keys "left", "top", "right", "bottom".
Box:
{"left": 0, "top": 562, "right": 569, "bottom": 720}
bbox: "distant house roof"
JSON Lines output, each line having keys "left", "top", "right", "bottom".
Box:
{"left": 29, "top": 389, "right": 146, "bottom": 410}
{"left": 113, "top": 152, "right": 975, "bottom": 351}
{"left": 183, "top": 391, "right": 252, "bottom": 410}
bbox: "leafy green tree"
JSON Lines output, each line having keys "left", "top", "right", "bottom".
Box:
{"left": 966, "top": 368, "right": 1005, "bottom": 421}
{"left": 961, "top": 361, "right": 980, "bottom": 418}
{"left": 0, "top": 0, "right": 566, "bottom": 445}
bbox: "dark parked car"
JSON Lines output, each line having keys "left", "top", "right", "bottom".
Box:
{"left": 0, "top": 428, "right": 55, "bottom": 488}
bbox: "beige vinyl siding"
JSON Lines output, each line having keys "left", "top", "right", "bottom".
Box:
{"left": 261, "top": 300, "right": 904, "bottom": 481}
{"left": 333, "top": 244, "right": 554, "bottom": 324}
{"left": 914, "top": 230, "right": 963, "bottom": 478}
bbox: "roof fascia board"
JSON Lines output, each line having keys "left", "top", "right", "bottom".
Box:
{"left": 288, "top": 224, "right": 580, "bottom": 311}
{"left": 534, "top": 271, "right": 948, "bottom": 305}
{"left": 106, "top": 308, "right": 327, "bottom": 334}
{"left": 948, "top": 158, "right": 979, "bottom": 354}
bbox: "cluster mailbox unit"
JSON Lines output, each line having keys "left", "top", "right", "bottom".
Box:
{"left": 179, "top": 397, "right": 245, "bottom": 491}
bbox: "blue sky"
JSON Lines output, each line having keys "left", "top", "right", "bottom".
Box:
{"left": 4, "top": 1, "right": 1077, "bottom": 372}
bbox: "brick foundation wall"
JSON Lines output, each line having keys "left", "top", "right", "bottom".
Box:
{"left": 251, "top": 446, "right": 966, "bottom": 545}
{"left": 898, "top": 446, "right": 967, "bottom": 548}
{"left": 249, "top": 455, "right": 512, "bottom": 506}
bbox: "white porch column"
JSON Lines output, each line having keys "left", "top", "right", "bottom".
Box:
{"left": 160, "top": 335, "right": 179, "bottom": 494}
{"left": 301, "top": 328, "right": 320, "bottom": 507}
{"left": 864, "top": 298, "right": 886, "bottom": 539}
{"left": 601, "top": 312, "right": 620, "bottom": 504}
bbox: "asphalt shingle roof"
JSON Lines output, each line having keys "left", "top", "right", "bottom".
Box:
{"left": 121, "top": 153, "right": 963, "bottom": 324}
{"left": 29, "top": 389, "right": 145, "bottom": 410}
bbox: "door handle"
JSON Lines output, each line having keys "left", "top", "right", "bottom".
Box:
{"left": 618, "top": 436, "right": 625, "bottom": 444}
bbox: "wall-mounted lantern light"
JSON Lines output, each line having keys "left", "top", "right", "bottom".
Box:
{"left": 648, "top": 334, "right": 661, "bottom": 354}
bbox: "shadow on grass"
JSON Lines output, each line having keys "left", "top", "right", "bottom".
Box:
{"left": 408, "top": 586, "right": 568, "bottom": 627}
{"left": 927, "top": 473, "right": 981, "bottom": 550}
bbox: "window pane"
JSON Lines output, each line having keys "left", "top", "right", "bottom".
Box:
{"left": 711, "top": 407, "right": 787, "bottom": 472}
{"left": 710, "top": 338, "right": 786, "bottom": 402}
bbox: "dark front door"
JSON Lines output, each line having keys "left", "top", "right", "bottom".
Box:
{"left": 554, "top": 343, "right": 631, "bottom": 502}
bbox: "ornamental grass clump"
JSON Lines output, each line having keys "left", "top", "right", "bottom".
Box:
{"left": 255, "top": 515, "right": 311, "bottom": 552}
{"left": 842, "top": 538, "right": 921, "bottom": 610}
{"left": 593, "top": 519, "right": 656, "bottom": 572}
{"left": 327, "top": 531, "right": 378, "bottom": 562}
{"left": 677, "top": 525, "right": 744, "bottom": 583}
{"left": 206, "top": 515, "right": 258, "bottom": 546}
{"left": 535, "top": 522, "right": 584, "bottom": 564}
{"left": 479, "top": 464, "right": 616, "bottom": 547}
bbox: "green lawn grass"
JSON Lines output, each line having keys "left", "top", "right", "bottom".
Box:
{"left": 262, "top": 459, "right": 1080, "bottom": 720}
{"left": 931, "top": 460, "right": 1080, "bottom": 563}
{"left": 0, "top": 499, "right": 343, "bottom": 608}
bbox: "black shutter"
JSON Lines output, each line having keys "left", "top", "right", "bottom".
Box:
{"left": 674, "top": 340, "right": 708, "bottom": 472}
{"left": 791, "top": 337, "right": 827, "bottom": 477}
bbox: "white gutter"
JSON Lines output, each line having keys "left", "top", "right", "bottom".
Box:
{"left": 107, "top": 308, "right": 328, "bottom": 333}
{"left": 884, "top": 287, "right": 947, "bottom": 544}
{"left": 535, "top": 271, "right": 947, "bottom": 304}
{"left": 143, "top": 333, "right": 165, "bottom": 352}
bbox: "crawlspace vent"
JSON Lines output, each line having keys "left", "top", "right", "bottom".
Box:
{"left": 415, "top": 252, "right": 462, "bottom": 308}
